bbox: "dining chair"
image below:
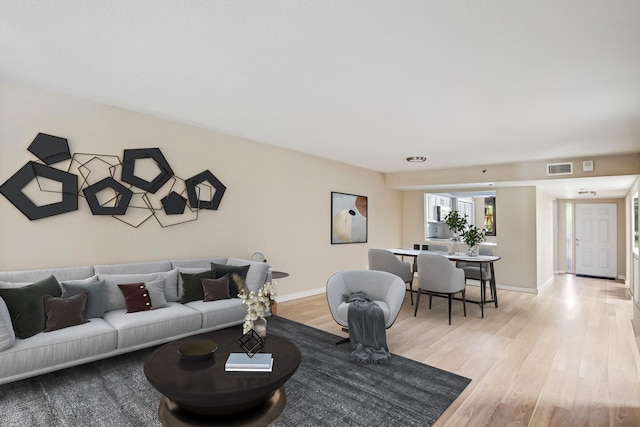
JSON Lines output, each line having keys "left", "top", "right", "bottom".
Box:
{"left": 414, "top": 254, "right": 466, "bottom": 325}
{"left": 368, "top": 249, "right": 415, "bottom": 304}
{"left": 426, "top": 244, "right": 448, "bottom": 252}
{"left": 456, "top": 248, "right": 495, "bottom": 302}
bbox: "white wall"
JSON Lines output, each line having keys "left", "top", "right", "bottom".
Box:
{"left": 0, "top": 81, "right": 403, "bottom": 300}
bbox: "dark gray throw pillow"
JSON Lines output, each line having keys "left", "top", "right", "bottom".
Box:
{"left": 210, "top": 263, "right": 250, "bottom": 297}
{"left": 202, "top": 275, "right": 231, "bottom": 302}
{"left": 0, "top": 275, "right": 62, "bottom": 339}
{"left": 61, "top": 280, "right": 106, "bottom": 319}
{"left": 44, "top": 293, "right": 88, "bottom": 332}
{"left": 180, "top": 270, "right": 217, "bottom": 303}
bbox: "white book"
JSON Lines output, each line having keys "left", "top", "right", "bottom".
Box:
{"left": 225, "top": 353, "right": 273, "bottom": 370}
{"left": 225, "top": 358, "right": 274, "bottom": 372}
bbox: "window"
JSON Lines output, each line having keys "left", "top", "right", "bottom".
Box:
{"left": 484, "top": 197, "right": 496, "bottom": 236}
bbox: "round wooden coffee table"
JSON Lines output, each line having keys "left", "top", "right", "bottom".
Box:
{"left": 144, "top": 327, "right": 301, "bottom": 422}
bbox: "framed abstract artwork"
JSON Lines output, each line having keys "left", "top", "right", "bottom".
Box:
{"left": 331, "top": 192, "right": 368, "bottom": 244}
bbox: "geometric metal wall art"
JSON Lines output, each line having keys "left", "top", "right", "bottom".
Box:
{"left": 121, "top": 148, "right": 174, "bottom": 193}
{"left": 0, "top": 161, "right": 78, "bottom": 220}
{"left": 186, "top": 170, "right": 227, "bottom": 210}
{"left": 0, "top": 133, "right": 227, "bottom": 227}
{"left": 27, "top": 133, "right": 71, "bottom": 165}
{"left": 142, "top": 176, "right": 200, "bottom": 228}
{"left": 82, "top": 177, "right": 134, "bottom": 215}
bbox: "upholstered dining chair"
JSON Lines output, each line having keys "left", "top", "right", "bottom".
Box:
{"left": 368, "top": 249, "right": 415, "bottom": 304}
{"left": 456, "top": 248, "right": 495, "bottom": 301}
{"left": 426, "top": 244, "right": 448, "bottom": 252}
{"left": 414, "top": 254, "right": 466, "bottom": 325}
{"left": 326, "top": 270, "right": 405, "bottom": 343}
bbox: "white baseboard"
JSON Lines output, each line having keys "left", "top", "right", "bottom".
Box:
{"left": 497, "top": 284, "right": 538, "bottom": 294}
{"left": 277, "top": 280, "right": 543, "bottom": 303}
{"left": 276, "top": 287, "right": 325, "bottom": 303}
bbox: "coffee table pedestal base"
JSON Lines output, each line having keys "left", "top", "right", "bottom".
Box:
{"left": 158, "top": 387, "right": 286, "bottom": 426}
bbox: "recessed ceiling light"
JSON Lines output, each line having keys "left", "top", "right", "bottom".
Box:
{"left": 578, "top": 190, "right": 597, "bottom": 196}
{"left": 406, "top": 156, "right": 427, "bottom": 163}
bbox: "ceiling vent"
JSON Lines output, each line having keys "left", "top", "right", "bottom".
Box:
{"left": 546, "top": 162, "right": 573, "bottom": 176}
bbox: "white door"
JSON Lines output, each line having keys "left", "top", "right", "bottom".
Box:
{"left": 575, "top": 203, "right": 617, "bottom": 279}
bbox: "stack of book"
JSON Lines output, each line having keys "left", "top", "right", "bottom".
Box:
{"left": 225, "top": 353, "right": 273, "bottom": 372}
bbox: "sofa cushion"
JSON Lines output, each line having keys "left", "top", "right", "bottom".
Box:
{"left": 95, "top": 261, "right": 179, "bottom": 302}
{"left": 210, "top": 263, "right": 250, "bottom": 297}
{"left": 102, "top": 303, "right": 202, "bottom": 349}
{"left": 94, "top": 260, "right": 172, "bottom": 275}
{"left": 118, "top": 283, "right": 152, "bottom": 313}
{"left": 61, "top": 280, "right": 106, "bottom": 319}
{"left": 171, "top": 258, "right": 228, "bottom": 269}
{"left": 0, "top": 297, "right": 15, "bottom": 351}
{"left": 98, "top": 269, "right": 179, "bottom": 311}
{"left": 202, "top": 275, "right": 231, "bottom": 302}
{"left": 0, "top": 275, "right": 62, "bottom": 339}
{"left": 0, "top": 266, "right": 94, "bottom": 284}
{"left": 61, "top": 275, "right": 99, "bottom": 285}
{"left": 0, "top": 319, "right": 117, "bottom": 380}
{"left": 185, "top": 299, "right": 246, "bottom": 330}
{"left": 146, "top": 280, "right": 168, "bottom": 309}
{"left": 44, "top": 293, "right": 88, "bottom": 332}
{"left": 180, "top": 270, "right": 216, "bottom": 303}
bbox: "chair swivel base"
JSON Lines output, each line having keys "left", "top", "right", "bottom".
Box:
{"left": 336, "top": 327, "right": 350, "bottom": 345}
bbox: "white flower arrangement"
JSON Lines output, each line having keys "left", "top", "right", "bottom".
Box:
{"left": 239, "top": 280, "right": 278, "bottom": 334}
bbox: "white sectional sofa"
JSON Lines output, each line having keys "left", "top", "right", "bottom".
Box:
{"left": 0, "top": 257, "right": 271, "bottom": 385}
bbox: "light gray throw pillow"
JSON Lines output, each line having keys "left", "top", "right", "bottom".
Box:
{"left": 145, "top": 280, "right": 168, "bottom": 309}
{"left": 61, "top": 280, "right": 107, "bottom": 319}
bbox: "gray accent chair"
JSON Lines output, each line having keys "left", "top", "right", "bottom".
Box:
{"left": 414, "top": 254, "right": 466, "bottom": 325}
{"left": 326, "top": 270, "right": 405, "bottom": 343}
{"left": 368, "top": 249, "right": 415, "bottom": 304}
{"left": 456, "top": 248, "right": 495, "bottom": 303}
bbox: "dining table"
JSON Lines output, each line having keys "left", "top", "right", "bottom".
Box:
{"left": 387, "top": 248, "right": 501, "bottom": 317}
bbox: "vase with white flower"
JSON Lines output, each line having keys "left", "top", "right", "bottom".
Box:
{"left": 239, "top": 280, "right": 278, "bottom": 337}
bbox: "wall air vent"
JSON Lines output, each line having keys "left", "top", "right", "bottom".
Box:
{"left": 546, "top": 162, "right": 573, "bottom": 176}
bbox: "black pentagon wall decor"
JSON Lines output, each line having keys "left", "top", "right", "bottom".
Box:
{"left": 0, "top": 161, "right": 78, "bottom": 220}
{"left": 83, "top": 177, "right": 133, "bottom": 215}
{"left": 121, "top": 148, "right": 174, "bottom": 193}
{"left": 28, "top": 133, "right": 71, "bottom": 165}
{"left": 161, "top": 191, "right": 187, "bottom": 215}
{"left": 186, "top": 170, "right": 226, "bottom": 210}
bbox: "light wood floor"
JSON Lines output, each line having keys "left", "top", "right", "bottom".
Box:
{"left": 277, "top": 274, "right": 640, "bottom": 426}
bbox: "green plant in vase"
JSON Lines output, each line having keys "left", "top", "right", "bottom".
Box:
{"left": 444, "top": 210, "right": 468, "bottom": 242}
{"left": 462, "top": 225, "right": 486, "bottom": 256}
{"left": 444, "top": 210, "right": 468, "bottom": 254}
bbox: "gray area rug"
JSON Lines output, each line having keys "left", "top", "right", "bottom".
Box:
{"left": 0, "top": 316, "right": 470, "bottom": 426}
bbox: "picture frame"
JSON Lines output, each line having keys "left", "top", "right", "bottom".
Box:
{"left": 331, "top": 192, "right": 368, "bottom": 244}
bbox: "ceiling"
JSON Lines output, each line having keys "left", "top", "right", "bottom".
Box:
{"left": 1, "top": 1, "right": 639, "bottom": 197}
